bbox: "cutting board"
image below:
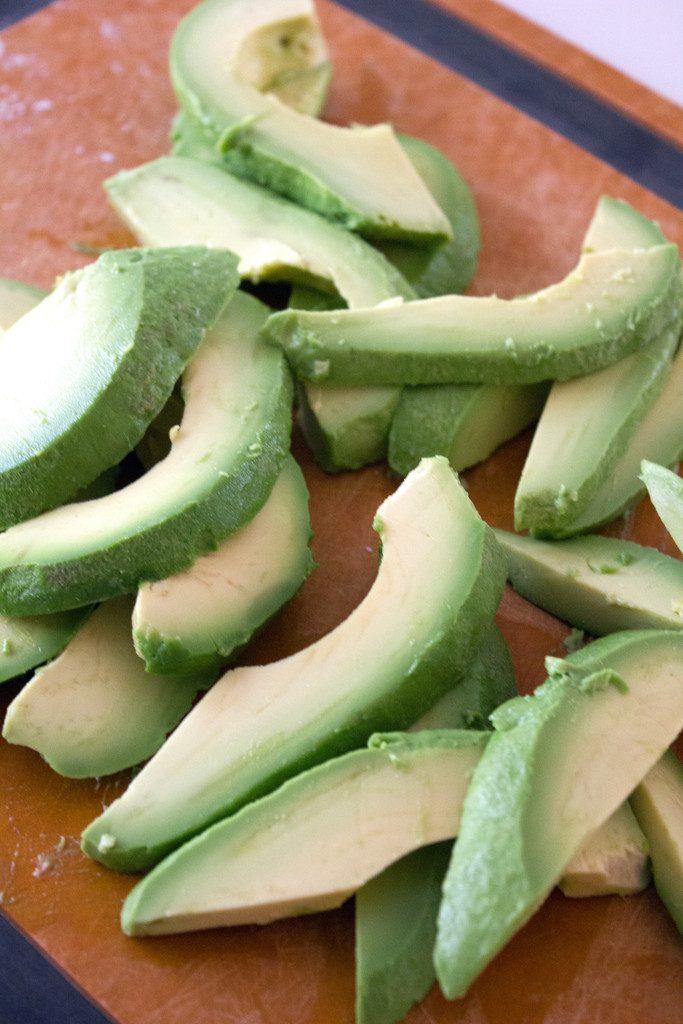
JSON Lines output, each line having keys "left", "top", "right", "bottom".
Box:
{"left": 0, "top": 1, "right": 682, "bottom": 1022}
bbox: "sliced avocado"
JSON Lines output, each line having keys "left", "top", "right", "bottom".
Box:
{"left": 377, "top": 134, "right": 480, "bottom": 298}
{"left": 630, "top": 749, "right": 683, "bottom": 932}
{"left": 640, "top": 460, "right": 683, "bottom": 554}
{"left": 582, "top": 195, "right": 667, "bottom": 252}
{"left": 0, "top": 608, "right": 90, "bottom": 686}
{"left": 411, "top": 622, "right": 517, "bottom": 731}
{"left": 434, "top": 629, "right": 683, "bottom": 999}
{"left": 0, "top": 246, "right": 238, "bottom": 529}
{"left": 515, "top": 325, "right": 680, "bottom": 534}
{"left": 265, "top": 245, "right": 682, "bottom": 386}
{"left": 132, "top": 455, "right": 314, "bottom": 675}
{"left": 120, "top": 729, "right": 489, "bottom": 935}
{"left": 296, "top": 382, "right": 401, "bottom": 472}
{"left": 81, "top": 457, "right": 506, "bottom": 870}
{"left": 559, "top": 802, "right": 650, "bottom": 898}
{"left": 356, "top": 842, "right": 452, "bottom": 1024}
{"left": 560, "top": 334, "right": 683, "bottom": 535}
{"left": 106, "top": 156, "right": 414, "bottom": 306}
{"left": 515, "top": 199, "right": 680, "bottom": 535}
{"left": 170, "top": 0, "right": 452, "bottom": 243}
{"left": 389, "top": 380, "right": 549, "bottom": 477}
{"left": 0, "top": 291, "right": 292, "bottom": 615}
{"left": 495, "top": 529, "right": 683, "bottom": 633}
{"left": 2, "top": 597, "right": 208, "bottom": 778}
{"left": 0, "top": 276, "right": 45, "bottom": 331}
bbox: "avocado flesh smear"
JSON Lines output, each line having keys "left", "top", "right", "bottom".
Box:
{"left": 630, "top": 749, "right": 683, "bottom": 932}
{"left": 171, "top": 0, "right": 451, "bottom": 243}
{"left": 81, "top": 457, "right": 505, "bottom": 871}
{"left": 434, "top": 629, "right": 683, "bottom": 999}
{"left": 3, "top": 597, "right": 208, "bottom": 779}
{"left": 132, "top": 455, "right": 314, "bottom": 676}
{"left": 640, "top": 460, "right": 683, "bottom": 554}
{"left": 495, "top": 529, "right": 683, "bottom": 634}
{"left": 0, "top": 246, "right": 238, "bottom": 529}
{"left": 265, "top": 245, "right": 682, "bottom": 386}
{"left": 120, "top": 730, "right": 489, "bottom": 935}
{"left": 515, "top": 197, "right": 680, "bottom": 535}
{"left": 0, "top": 291, "right": 292, "bottom": 615}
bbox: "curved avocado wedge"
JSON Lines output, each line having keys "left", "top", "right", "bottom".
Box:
{"left": 170, "top": 0, "right": 451, "bottom": 243}
{"left": 81, "top": 457, "right": 506, "bottom": 871}
{"left": 2, "top": 597, "right": 209, "bottom": 779}
{"left": 630, "top": 749, "right": 683, "bottom": 932}
{"left": 106, "top": 157, "right": 414, "bottom": 307}
{"left": 0, "top": 608, "right": 90, "bottom": 686}
{"left": 120, "top": 730, "right": 489, "bottom": 935}
{"left": 389, "top": 380, "right": 549, "bottom": 477}
{"left": 434, "top": 629, "right": 683, "bottom": 999}
{"left": 0, "top": 276, "right": 45, "bottom": 331}
{"left": 265, "top": 245, "right": 682, "bottom": 386}
{"left": 515, "top": 198, "right": 680, "bottom": 535}
{"left": 640, "top": 460, "right": 683, "bottom": 554}
{"left": 132, "top": 455, "right": 314, "bottom": 675}
{"left": 0, "top": 246, "right": 238, "bottom": 529}
{"left": 495, "top": 529, "right": 683, "bottom": 634}
{"left": 0, "top": 291, "right": 292, "bottom": 615}
{"left": 378, "top": 134, "right": 480, "bottom": 298}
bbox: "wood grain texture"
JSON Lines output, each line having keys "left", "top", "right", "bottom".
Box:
{"left": 0, "top": 1, "right": 682, "bottom": 1022}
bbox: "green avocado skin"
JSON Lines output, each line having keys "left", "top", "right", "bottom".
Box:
{"left": 0, "top": 294, "right": 293, "bottom": 615}
{"left": 0, "top": 247, "right": 238, "bottom": 529}
{"left": 434, "top": 629, "right": 683, "bottom": 999}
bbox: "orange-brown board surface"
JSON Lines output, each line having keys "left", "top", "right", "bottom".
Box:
{"left": 0, "top": 1, "right": 682, "bottom": 1022}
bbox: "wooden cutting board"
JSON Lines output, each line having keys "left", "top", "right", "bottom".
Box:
{"left": 0, "top": 1, "right": 682, "bottom": 1022}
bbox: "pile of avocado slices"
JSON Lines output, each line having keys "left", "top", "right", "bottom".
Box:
{"left": 1, "top": 0, "right": 682, "bottom": 1022}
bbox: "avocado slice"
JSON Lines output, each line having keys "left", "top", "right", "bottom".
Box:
{"left": 0, "top": 246, "right": 238, "bottom": 529}
{"left": 558, "top": 335, "right": 683, "bottom": 535}
{"left": 356, "top": 842, "right": 452, "bottom": 1024}
{"left": 0, "top": 291, "right": 292, "bottom": 615}
{"left": 630, "top": 749, "right": 683, "bottom": 932}
{"left": 640, "top": 460, "right": 683, "bottom": 554}
{"left": 81, "top": 457, "right": 506, "bottom": 870}
{"left": 559, "top": 802, "right": 650, "bottom": 898}
{"left": 0, "top": 609, "right": 90, "bottom": 686}
{"left": 106, "top": 156, "right": 415, "bottom": 306}
{"left": 378, "top": 134, "right": 480, "bottom": 298}
{"left": 0, "top": 276, "right": 45, "bottom": 331}
{"left": 582, "top": 195, "right": 668, "bottom": 252}
{"left": 2, "top": 597, "right": 208, "bottom": 779}
{"left": 389, "top": 380, "right": 549, "bottom": 477}
{"left": 495, "top": 529, "right": 683, "bottom": 633}
{"left": 170, "top": 0, "right": 451, "bottom": 243}
{"left": 434, "top": 629, "right": 683, "bottom": 999}
{"left": 265, "top": 245, "right": 682, "bottom": 386}
{"left": 120, "top": 729, "right": 489, "bottom": 935}
{"left": 132, "top": 455, "right": 314, "bottom": 675}
{"left": 296, "top": 382, "right": 401, "bottom": 472}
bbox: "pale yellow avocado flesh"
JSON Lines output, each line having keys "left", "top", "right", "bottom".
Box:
{"left": 559, "top": 802, "right": 650, "bottom": 897}
{"left": 2, "top": 597, "right": 206, "bottom": 778}
{"left": 81, "top": 457, "right": 504, "bottom": 870}
{"left": 121, "top": 735, "right": 487, "bottom": 934}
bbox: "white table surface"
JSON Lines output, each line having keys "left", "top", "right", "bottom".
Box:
{"left": 501, "top": 0, "right": 683, "bottom": 108}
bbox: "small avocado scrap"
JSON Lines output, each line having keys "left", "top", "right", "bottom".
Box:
{"left": 0, "top": 291, "right": 292, "bottom": 615}
{"left": 495, "top": 529, "right": 683, "bottom": 634}
{"left": 0, "top": 246, "right": 238, "bottom": 529}
{"left": 265, "top": 245, "right": 681, "bottom": 386}
{"left": 0, "top": 276, "right": 45, "bottom": 331}
{"left": 630, "top": 749, "right": 683, "bottom": 932}
{"left": 434, "top": 629, "right": 683, "bottom": 999}
{"left": 81, "top": 457, "right": 505, "bottom": 871}
{"left": 640, "top": 460, "right": 683, "bottom": 554}
{"left": 559, "top": 802, "right": 650, "bottom": 898}
{"left": 120, "top": 730, "right": 489, "bottom": 935}
{"left": 132, "top": 455, "right": 315, "bottom": 675}
{"left": 2, "top": 597, "right": 209, "bottom": 778}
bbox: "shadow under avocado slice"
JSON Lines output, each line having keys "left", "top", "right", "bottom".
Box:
{"left": 0, "top": 290, "right": 292, "bottom": 615}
